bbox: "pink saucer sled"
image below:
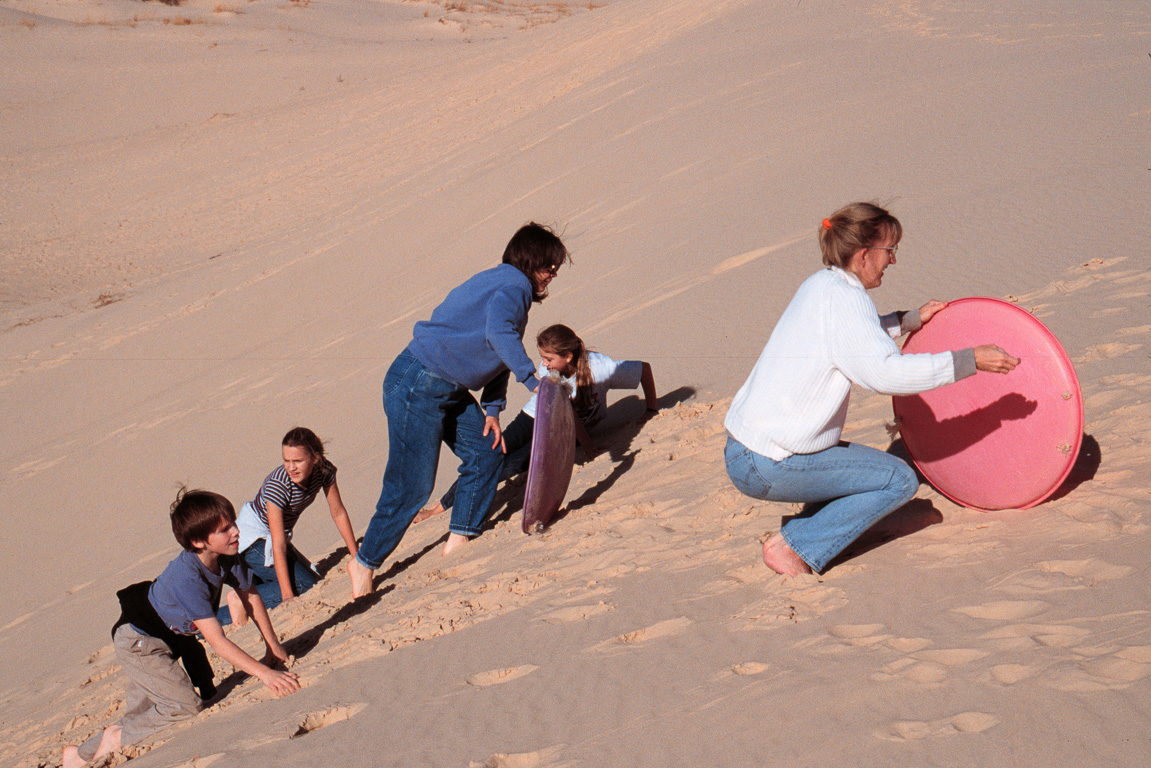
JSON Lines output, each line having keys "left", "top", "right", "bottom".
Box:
{"left": 892, "top": 297, "right": 1082, "bottom": 511}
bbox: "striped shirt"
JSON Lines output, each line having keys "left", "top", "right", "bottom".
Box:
{"left": 251, "top": 458, "right": 337, "bottom": 533}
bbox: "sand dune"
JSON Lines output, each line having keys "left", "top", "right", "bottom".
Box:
{"left": 1, "top": 0, "right": 1148, "bottom": 766}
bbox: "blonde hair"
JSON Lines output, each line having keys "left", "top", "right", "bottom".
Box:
{"left": 819, "top": 202, "right": 902, "bottom": 270}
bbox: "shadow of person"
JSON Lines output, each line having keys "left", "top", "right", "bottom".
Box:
{"left": 1047, "top": 432, "right": 1101, "bottom": 502}
{"left": 592, "top": 385, "right": 696, "bottom": 463}
{"left": 896, "top": 391, "right": 1038, "bottom": 461}
{"left": 276, "top": 536, "right": 444, "bottom": 662}
{"left": 777, "top": 497, "right": 943, "bottom": 574}
{"left": 556, "top": 450, "right": 637, "bottom": 519}
{"left": 484, "top": 386, "right": 697, "bottom": 531}
{"left": 313, "top": 546, "right": 351, "bottom": 577}
{"left": 822, "top": 498, "right": 944, "bottom": 570}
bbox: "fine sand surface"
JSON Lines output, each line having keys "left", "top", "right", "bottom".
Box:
{"left": 2, "top": 0, "right": 1149, "bottom": 765}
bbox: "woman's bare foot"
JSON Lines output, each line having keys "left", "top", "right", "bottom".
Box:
{"left": 226, "top": 589, "right": 249, "bottom": 627}
{"left": 348, "top": 558, "right": 374, "bottom": 598}
{"left": 762, "top": 533, "right": 813, "bottom": 576}
{"left": 441, "top": 532, "right": 470, "bottom": 557}
{"left": 412, "top": 502, "right": 445, "bottom": 525}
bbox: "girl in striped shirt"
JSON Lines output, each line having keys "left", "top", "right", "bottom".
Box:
{"left": 223, "top": 427, "right": 359, "bottom": 625}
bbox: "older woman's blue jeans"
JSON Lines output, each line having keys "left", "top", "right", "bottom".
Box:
{"left": 357, "top": 350, "right": 506, "bottom": 571}
{"left": 724, "top": 435, "right": 919, "bottom": 572}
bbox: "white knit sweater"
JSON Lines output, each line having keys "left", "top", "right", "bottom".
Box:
{"left": 725, "top": 267, "right": 962, "bottom": 460}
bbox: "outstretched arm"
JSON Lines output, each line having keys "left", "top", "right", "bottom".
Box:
{"left": 194, "top": 613, "right": 299, "bottom": 696}
{"left": 264, "top": 503, "right": 296, "bottom": 604}
{"left": 324, "top": 480, "right": 359, "bottom": 559}
{"left": 640, "top": 362, "right": 658, "bottom": 412}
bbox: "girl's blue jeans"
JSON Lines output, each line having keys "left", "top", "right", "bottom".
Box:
{"left": 216, "top": 541, "right": 319, "bottom": 625}
{"left": 357, "top": 349, "right": 506, "bottom": 570}
{"left": 724, "top": 434, "right": 919, "bottom": 572}
{"left": 439, "top": 410, "right": 535, "bottom": 512}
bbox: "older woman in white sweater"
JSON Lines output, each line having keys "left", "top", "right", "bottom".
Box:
{"left": 724, "top": 202, "right": 1019, "bottom": 576}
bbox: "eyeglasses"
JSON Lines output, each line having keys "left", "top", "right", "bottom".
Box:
{"left": 539, "top": 265, "right": 560, "bottom": 276}
{"left": 869, "top": 245, "right": 898, "bottom": 255}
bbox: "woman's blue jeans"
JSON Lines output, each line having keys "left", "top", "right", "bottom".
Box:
{"left": 724, "top": 435, "right": 919, "bottom": 572}
{"left": 357, "top": 350, "right": 506, "bottom": 570}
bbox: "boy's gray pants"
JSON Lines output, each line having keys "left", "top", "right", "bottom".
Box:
{"left": 77, "top": 625, "right": 204, "bottom": 760}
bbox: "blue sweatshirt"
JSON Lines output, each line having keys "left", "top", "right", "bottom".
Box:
{"left": 408, "top": 263, "right": 541, "bottom": 416}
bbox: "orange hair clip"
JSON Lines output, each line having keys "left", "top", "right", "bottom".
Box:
{"left": 821, "top": 218, "right": 833, "bottom": 230}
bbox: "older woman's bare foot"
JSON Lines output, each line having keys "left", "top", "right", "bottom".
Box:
{"left": 226, "top": 589, "right": 249, "bottom": 627}
{"left": 762, "top": 533, "right": 813, "bottom": 576}
{"left": 348, "top": 558, "right": 374, "bottom": 598}
{"left": 412, "top": 502, "right": 445, "bottom": 525}
{"left": 441, "top": 532, "right": 470, "bottom": 557}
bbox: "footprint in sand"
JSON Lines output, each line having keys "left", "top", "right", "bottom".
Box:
{"left": 290, "top": 704, "right": 366, "bottom": 738}
{"left": 587, "top": 616, "right": 693, "bottom": 653}
{"left": 468, "top": 744, "right": 565, "bottom": 768}
{"left": 989, "top": 664, "right": 1038, "bottom": 685}
{"left": 1040, "top": 653, "right": 1151, "bottom": 693}
{"left": 826, "top": 623, "right": 888, "bottom": 647}
{"left": 1034, "top": 559, "right": 1133, "bottom": 582}
{"left": 875, "top": 711, "right": 998, "bottom": 741}
{"left": 730, "top": 661, "right": 770, "bottom": 676}
{"left": 536, "top": 602, "right": 614, "bottom": 624}
{"left": 735, "top": 582, "right": 848, "bottom": 630}
{"left": 953, "top": 600, "right": 1050, "bottom": 621}
{"left": 171, "top": 755, "right": 226, "bottom": 768}
{"left": 978, "top": 623, "right": 1091, "bottom": 652}
{"left": 913, "top": 648, "right": 990, "bottom": 666}
{"left": 870, "top": 657, "right": 947, "bottom": 685}
{"left": 467, "top": 665, "right": 539, "bottom": 687}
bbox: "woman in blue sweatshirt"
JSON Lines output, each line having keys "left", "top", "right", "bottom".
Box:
{"left": 349, "top": 223, "right": 568, "bottom": 596}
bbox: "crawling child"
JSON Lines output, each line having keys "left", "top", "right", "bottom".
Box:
{"left": 64, "top": 489, "right": 300, "bottom": 767}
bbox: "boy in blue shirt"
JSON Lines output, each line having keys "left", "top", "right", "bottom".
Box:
{"left": 64, "top": 489, "right": 299, "bottom": 767}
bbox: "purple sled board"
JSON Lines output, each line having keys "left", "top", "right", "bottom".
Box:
{"left": 522, "top": 375, "right": 576, "bottom": 533}
{"left": 892, "top": 297, "right": 1082, "bottom": 511}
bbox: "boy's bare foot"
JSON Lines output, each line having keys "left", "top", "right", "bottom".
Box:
{"left": 92, "top": 725, "right": 122, "bottom": 763}
{"left": 348, "top": 558, "right": 374, "bottom": 598}
{"left": 226, "top": 590, "right": 250, "bottom": 627}
{"left": 762, "top": 533, "right": 813, "bottom": 576}
{"left": 62, "top": 745, "right": 85, "bottom": 768}
{"left": 441, "top": 532, "right": 470, "bottom": 557}
{"left": 412, "top": 502, "right": 445, "bottom": 524}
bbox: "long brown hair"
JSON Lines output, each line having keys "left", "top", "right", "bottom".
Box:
{"left": 536, "top": 324, "right": 595, "bottom": 419}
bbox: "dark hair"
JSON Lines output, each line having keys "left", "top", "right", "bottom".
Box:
{"left": 170, "top": 487, "right": 236, "bottom": 551}
{"left": 536, "top": 324, "right": 596, "bottom": 420}
{"left": 819, "top": 202, "right": 902, "bottom": 270}
{"left": 501, "top": 222, "right": 569, "bottom": 302}
{"left": 282, "top": 426, "right": 325, "bottom": 460}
